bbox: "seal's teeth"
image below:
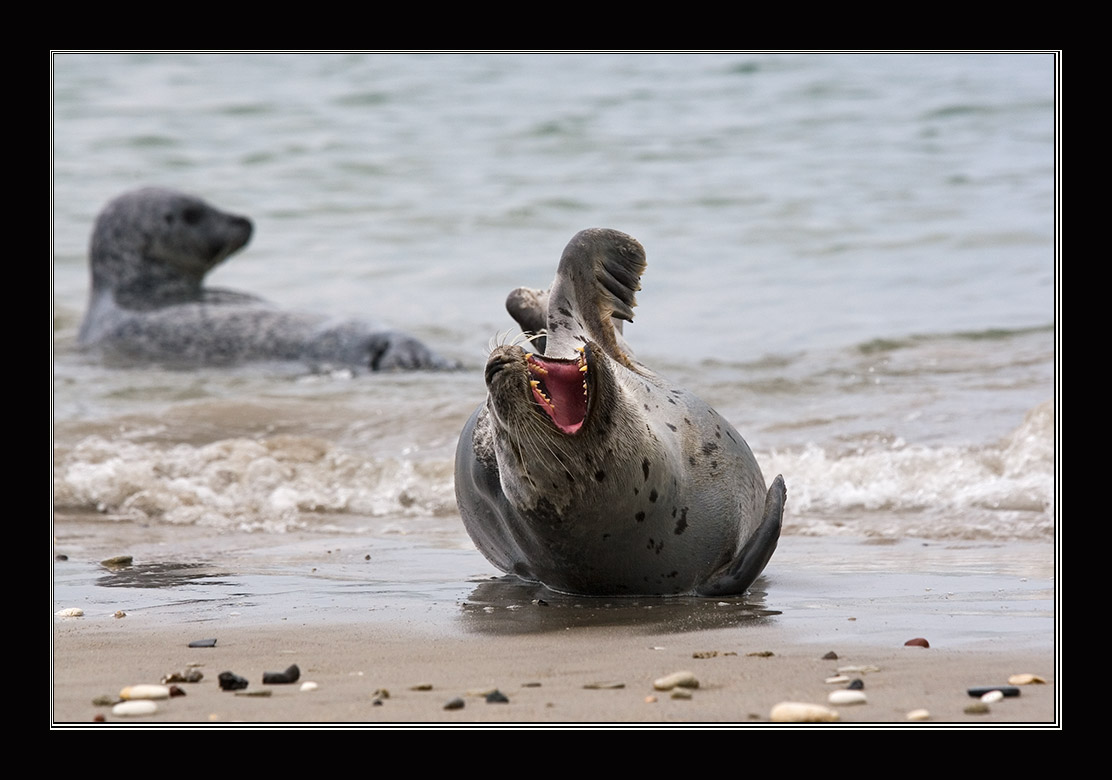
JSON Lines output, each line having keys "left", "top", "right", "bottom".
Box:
{"left": 526, "top": 355, "right": 549, "bottom": 376}
{"left": 575, "top": 346, "right": 585, "bottom": 353}
{"left": 530, "top": 380, "right": 553, "bottom": 407}
{"left": 578, "top": 364, "right": 588, "bottom": 373}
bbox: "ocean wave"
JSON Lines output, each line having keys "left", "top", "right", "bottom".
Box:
{"left": 53, "top": 400, "right": 1053, "bottom": 542}
{"left": 765, "top": 400, "right": 1054, "bottom": 540}
{"left": 53, "top": 433, "right": 458, "bottom": 535}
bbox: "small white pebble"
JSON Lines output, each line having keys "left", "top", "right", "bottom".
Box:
{"left": 981, "top": 689, "right": 1004, "bottom": 703}
{"left": 120, "top": 684, "right": 171, "bottom": 700}
{"left": 828, "top": 690, "right": 867, "bottom": 705}
{"left": 824, "top": 675, "right": 850, "bottom": 684}
{"left": 112, "top": 700, "right": 158, "bottom": 717}
{"left": 300, "top": 681, "right": 319, "bottom": 692}
{"left": 906, "top": 708, "right": 931, "bottom": 721}
{"left": 653, "top": 671, "right": 698, "bottom": 691}
{"left": 55, "top": 607, "right": 84, "bottom": 617}
{"left": 837, "top": 665, "right": 881, "bottom": 674}
{"left": 770, "top": 702, "right": 839, "bottom": 723}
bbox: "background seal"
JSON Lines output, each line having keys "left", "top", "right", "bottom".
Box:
{"left": 77, "top": 187, "right": 458, "bottom": 371}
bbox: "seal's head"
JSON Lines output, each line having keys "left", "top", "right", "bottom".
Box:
{"left": 484, "top": 339, "right": 627, "bottom": 438}
{"left": 89, "top": 187, "right": 253, "bottom": 309}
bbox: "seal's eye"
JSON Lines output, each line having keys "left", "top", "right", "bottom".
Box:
{"left": 182, "top": 206, "right": 204, "bottom": 225}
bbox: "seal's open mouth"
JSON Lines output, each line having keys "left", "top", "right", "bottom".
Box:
{"left": 526, "top": 347, "right": 588, "bottom": 435}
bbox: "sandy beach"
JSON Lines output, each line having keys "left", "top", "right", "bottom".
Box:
{"left": 51, "top": 531, "right": 1058, "bottom": 727}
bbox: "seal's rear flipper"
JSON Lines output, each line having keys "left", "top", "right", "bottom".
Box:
{"left": 697, "top": 474, "right": 785, "bottom": 597}
{"left": 506, "top": 287, "right": 549, "bottom": 335}
{"left": 506, "top": 287, "right": 549, "bottom": 352}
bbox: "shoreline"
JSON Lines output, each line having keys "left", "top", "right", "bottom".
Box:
{"left": 52, "top": 534, "right": 1058, "bottom": 726}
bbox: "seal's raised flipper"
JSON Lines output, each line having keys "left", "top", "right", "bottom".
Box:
{"left": 544, "top": 228, "right": 647, "bottom": 364}
{"left": 697, "top": 474, "right": 785, "bottom": 597}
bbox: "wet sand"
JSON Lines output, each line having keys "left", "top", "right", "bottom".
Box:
{"left": 51, "top": 532, "right": 1058, "bottom": 726}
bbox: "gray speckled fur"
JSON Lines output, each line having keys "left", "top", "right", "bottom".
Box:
{"left": 455, "top": 228, "right": 784, "bottom": 597}
{"left": 77, "top": 187, "right": 458, "bottom": 371}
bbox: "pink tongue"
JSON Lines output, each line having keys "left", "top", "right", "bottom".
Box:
{"left": 531, "top": 357, "right": 586, "bottom": 434}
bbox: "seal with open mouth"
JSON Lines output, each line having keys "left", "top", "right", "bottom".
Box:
{"left": 454, "top": 228, "right": 785, "bottom": 596}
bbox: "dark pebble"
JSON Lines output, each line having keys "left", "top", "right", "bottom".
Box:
{"left": 486, "top": 690, "right": 510, "bottom": 704}
{"left": 218, "top": 671, "right": 249, "bottom": 691}
{"left": 56, "top": 554, "right": 69, "bottom": 561}
{"left": 168, "top": 685, "right": 186, "bottom": 697}
{"left": 444, "top": 697, "right": 465, "bottom": 710}
{"left": 967, "top": 685, "right": 1020, "bottom": 698}
{"left": 100, "top": 555, "right": 133, "bottom": 569}
{"left": 262, "top": 664, "right": 301, "bottom": 684}
{"left": 822, "top": 651, "right": 838, "bottom": 660}
{"left": 847, "top": 679, "right": 864, "bottom": 690}
{"left": 904, "top": 637, "right": 930, "bottom": 648}
{"left": 188, "top": 638, "right": 218, "bottom": 648}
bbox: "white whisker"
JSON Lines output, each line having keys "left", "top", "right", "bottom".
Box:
{"left": 486, "top": 329, "right": 545, "bottom": 355}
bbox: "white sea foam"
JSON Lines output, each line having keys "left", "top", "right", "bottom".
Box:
{"left": 53, "top": 399, "right": 1053, "bottom": 542}
{"left": 54, "top": 433, "right": 457, "bottom": 534}
{"left": 766, "top": 400, "right": 1054, "bottom": 540}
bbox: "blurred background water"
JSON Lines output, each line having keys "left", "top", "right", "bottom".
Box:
{"left": 51, "top": 52, "right": 1057, "bottom": 557}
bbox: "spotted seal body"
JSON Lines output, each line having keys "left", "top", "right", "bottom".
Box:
{"left": 455, "top": 228, "right": 785, "bottom": 596}
{"left": 77, "top": 187, "right": 457, "bottom": 370}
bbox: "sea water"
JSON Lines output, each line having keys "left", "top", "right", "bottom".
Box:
{"left": 51, "top": 52, "right": 1057, "bottom": 579}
